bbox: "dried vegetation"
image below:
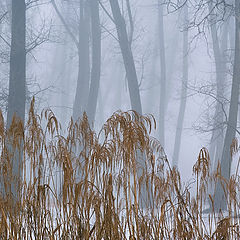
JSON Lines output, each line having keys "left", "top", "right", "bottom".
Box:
{"left": 0, "top": 99, "right": 239, "bottom": 239}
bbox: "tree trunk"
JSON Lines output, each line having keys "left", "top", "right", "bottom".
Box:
{"left": 86, "top": 0, "right": 101, "bottom": 125}
{"left": 52, "top": 0, "right": 91, "bottom": 122}
{"left": 109, "top": 0, "right": 142, "bottom": 115}
{"left": 158, "top": 1, "right": 166, "bottom": 147}
{"left": 5, "top": 0, "right": 26, "bottom": 202}
{"left": 208, "top": 2, "right": 228, "bottom": 176}
{"left": 214, "top": 0, "right": 240, "bottom": 211}
{"left": 73, "top": 0, "right": 90, "bottom": 121}
{"left": 109, "top": 0, "right": 152, "bottom": 208}
{"left": 126, "top": 0, "right": 134, "bottom": 45}
{"left": 172, "top": 4, "right": 188, "bottom": 168}
{"left": 7, "top": 0, "right": 26, "bottom": 127}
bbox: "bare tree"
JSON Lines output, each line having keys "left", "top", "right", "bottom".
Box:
{"left": 172, "top": 3, "right": 188, "bottom": 168}
{"left": 207, "top": 1, "right": 229, "bottom": 176}
{"left": 52, "top": 0, "right": 103, "bottom": 125}
{"left": 0, "top": 0, "right": 54, "bottom": 203}
{"left": 52, "top": 0, "right": 90, "bottom": 121}
{"left": 214, "top": 0, "right": 240, "bottom": 211}
{"left": 109, "top": 0, "right": 142, "bottom": 115}
{"left": 86, "top": 0, "right": 101, "bottom": 125}
{"left": 108, "top": 0, "right": 155, "bottom": 208}
{"left": 72, "top": 0, "right": 90, "bottom": 121}
{"left": 5, "top": 0, "right": 26, "bottom": 202}
{"left": 158, "top": 0, "right": 167, "bottom": 147}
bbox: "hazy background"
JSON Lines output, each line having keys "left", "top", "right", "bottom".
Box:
{"left": 0, "top": 0, "right": 237, "bottom": 184}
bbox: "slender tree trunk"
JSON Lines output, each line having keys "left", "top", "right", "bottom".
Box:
{"left": 7, "top": 0, "right": 26, "bottom": 127}
{"left": 228, "top": 13, "right": 235, "bottom": 52}
{"left": 158, "top": 1, "right": 166, "bottom": 147}
{"left": 73, "top": 0, "right": 90, "bottom": 121}
{"left": 213, "top": 21, "right": 228, "bottom": 171}
{"left": 59, "top": 4, "right": 73, "bottom": 127}
{"left": 214, "top": 0, "right": 240, "bottom": 211}
{"left": 208, "top": 2, "right": 228, "bottom": 175}
{"left": 86, "top": 0, "right": 101, "bottom": 125}
{"left": 6, "top": 0, "right": 26, "bottom": 201}
{"left": 172, "top": 4, "right": 188, "bottom": 168}
{"left": 109, "top": 0, "right": 152, "bottom": 208}
{"left": 59, "top": 42, "right": 72, "bottom": 127}
{"left": 109, "top": 0, "right": 142, "bottom": 115}
{"left": 52, "top": 0, "right": 91, "bottom": 122}
{"left": 126, "top": 0, "right": 134, "bottom": 45}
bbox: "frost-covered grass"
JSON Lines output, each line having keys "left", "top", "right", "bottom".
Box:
{"left": 0, "top": 99, "right": 239, "bottom": 239}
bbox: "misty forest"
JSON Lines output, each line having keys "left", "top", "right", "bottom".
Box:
{"left": 0, "top": 0, "right": 240, "bottom": 239}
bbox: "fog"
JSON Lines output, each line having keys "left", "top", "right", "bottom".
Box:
{"left": 0, "top": 0, "right": 239, "bottom": 216}
{"left": 18, "top": 0, "right": 228, "bottom": 181}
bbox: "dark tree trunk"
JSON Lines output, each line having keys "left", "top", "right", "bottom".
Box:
{"left": 158, "top": 1, "right": 166, "bottom": 147}
{"left": 5, "top": 0, "right": 26, "bottom": 202}
{"left": 86, "top": 0, "right": 101, "bottom": 125}
{"left": 109, "top": 0, "right": 142, "bottom": 115}
{"left": 73, "top": 0, "right": 90, "bottom": 121}
{"left": 7, "top": 0, "right": 26, "bottom": 127}
{"left": 208, "top": 2, "right": 228, "bottom": 175}
{"left": 214, "top": 0, "right": 240, "bottom": 211}
{"left": 52, "top": 0, "right": 91, "bottom": 122}
{"left": 109, "top": 0, "right": 152, "bottom": 208}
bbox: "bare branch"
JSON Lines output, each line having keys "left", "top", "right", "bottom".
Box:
{"left": 26, "top": 19, "right": 52, "bottom": 53}
{"left": 101, "top": 24, "right": 119, "bottom": 42}
{"left": 98, "top": 0, "right": 115, "bottom": 24}
{"left": 0, "top": 11, "right": 8, "bottom": 23}
{"left": 0, "top": 34, "right": 10, "bottom": 47}
{"left": 51, "top": 0, "right": 79, "bottom": 49}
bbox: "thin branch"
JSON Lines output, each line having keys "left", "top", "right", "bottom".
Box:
{"left": 26, "top": 20, "right": 52, "bottom": 53}
{"left": 0, "top": 35, "right": 10, "bottom": 47}
{"left": 101, "top": 24, "right": 119, "bottom": 42}
{"left": 51, "top": 0, "right": 79, "bottom": 49}
{"left": 26, "top": 0, "right": 51, "bottom": 9}
{"left": 98, "top": 0, "right": 115, "bottom": 24}
{"left": 126, "top": 0, "right": 134, "bottom": 45}
{"left": 0, "top": 11, "right": 8, "bottom": 23}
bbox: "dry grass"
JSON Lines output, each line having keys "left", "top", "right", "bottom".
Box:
{"left": 0, "top": 98, "right": 239, "bottom": 239}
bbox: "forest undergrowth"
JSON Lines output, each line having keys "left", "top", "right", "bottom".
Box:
{"left": 0, "top": 99, "right": 239, "bottom": 239}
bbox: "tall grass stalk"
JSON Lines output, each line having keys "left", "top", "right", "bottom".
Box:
{"left": 0, "top": 99, "right": 239, "bottom": 239}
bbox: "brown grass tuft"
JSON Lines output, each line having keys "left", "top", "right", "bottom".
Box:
{"left": 0, "top": 99, "right": 238, "bottom": 239}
